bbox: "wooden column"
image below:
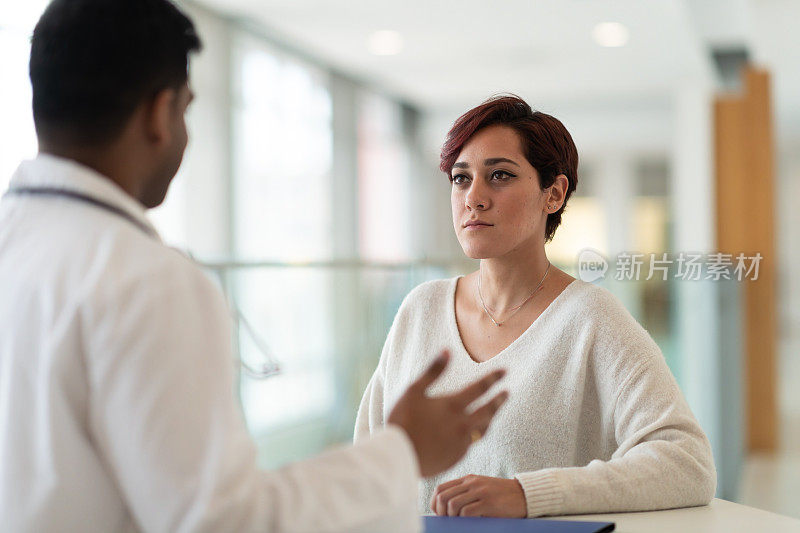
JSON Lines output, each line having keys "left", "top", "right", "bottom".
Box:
{"left": 714, "top": 66, "right": 778, "bottom": 452}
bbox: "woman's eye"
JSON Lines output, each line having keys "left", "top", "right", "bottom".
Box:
{"left": 490, "top": 170, "right": 513, "bottom": 181}
{"left": 451, "top": 174, "right": 469, "bottom": 185}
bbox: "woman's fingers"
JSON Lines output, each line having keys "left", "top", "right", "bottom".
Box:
{"left": 435, "top": 477, "right": 465, "bottom": 492}
{"left": 445, "top": 491, "right": 481, "bottom": 516}
{"left": 459, "top": 501, "right": 484, "bottom": 517}
{"left": 430, "top": 477, "right": 465, "bottom": 512}
{"left": 449, "top": 369, "right": 506, "bottom": 408}
{"left": 432, "top": 482, "right": 470, "bottom": 515}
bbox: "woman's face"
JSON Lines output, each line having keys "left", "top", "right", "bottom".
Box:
{"left": 450, "top": 124, "right": 550, "bottom": 259}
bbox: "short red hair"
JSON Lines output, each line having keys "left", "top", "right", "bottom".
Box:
{"left": 440, "top": 94, "right": 578, "bottom": 242}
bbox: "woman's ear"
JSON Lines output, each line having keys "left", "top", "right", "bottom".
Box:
{"left": 548, "top": 174, "right": 569, "bottom": 209}
{"left": 144, "top": 87, "right": 177, "bottom": 147}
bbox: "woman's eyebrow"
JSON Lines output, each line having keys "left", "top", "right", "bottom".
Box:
{"left": 484, "top": 157, "right": 520, "bottom": 167}
{"left": 452, "top": 157, "right": 520, "bottom": 170}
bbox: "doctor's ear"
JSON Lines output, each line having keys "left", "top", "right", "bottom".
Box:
{"left": 144, "top": 87, "right": 178, "bottom": 146}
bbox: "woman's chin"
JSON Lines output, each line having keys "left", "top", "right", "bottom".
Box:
{"left": 460, "top": 243, "right": 503, "bottom": 260}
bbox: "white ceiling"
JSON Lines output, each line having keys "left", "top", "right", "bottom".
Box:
{"left": 195, "top": 0, "right": 710, "bottom": 108}
{"left": 193, "top": 0, "right": 800, "bottom": 147}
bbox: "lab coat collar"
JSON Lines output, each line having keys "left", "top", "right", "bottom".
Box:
{"left": 8, "top": 153, "right": 161, "bottom": 241}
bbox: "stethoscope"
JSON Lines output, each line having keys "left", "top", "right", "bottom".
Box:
{"left": 2, "top": 186, "right": 282, "bottom": 379}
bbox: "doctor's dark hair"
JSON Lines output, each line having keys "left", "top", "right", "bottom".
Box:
{"left": 30, "top": 0, "right": 202, "bottom": 147}
{"left": 440, "top": 95, "right": 579, "bottom": 243}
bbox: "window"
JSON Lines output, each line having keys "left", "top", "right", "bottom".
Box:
{"left": 357, "top": 92, "right": 412, "bottom": 261}
{"left": 0, "top": 2, "right": 47, "bottom": 190}
{"left": 233, "top": 35, "right": 333, "bottom": 261}
{"left": 231, "top": 34, "right": 336, "bottom": 439}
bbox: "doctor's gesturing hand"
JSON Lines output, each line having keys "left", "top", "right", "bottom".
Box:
{"left": 387, "top": 350, "right": 508, "bottom": 477}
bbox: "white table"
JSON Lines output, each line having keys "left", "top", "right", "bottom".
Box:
{"left": 549, "top": 499, "right": 800, "bottom": 532}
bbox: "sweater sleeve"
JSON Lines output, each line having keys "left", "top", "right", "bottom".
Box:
{"left": 514, "top": 347, "right": 717, "bottom": 517}
{"left": 354, "top": 367, "right": 386, "bottom": 442}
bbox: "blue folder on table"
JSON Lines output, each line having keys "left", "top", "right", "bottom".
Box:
{"left": 424, "top": 516, "right": 614, "bottom": 533}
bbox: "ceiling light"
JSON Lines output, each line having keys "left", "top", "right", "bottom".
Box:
{"left": 368, "top": 30, "right": 403, "bottom": 56}
{"left": 592, "top": 22, "right": 629, "bottom": 48}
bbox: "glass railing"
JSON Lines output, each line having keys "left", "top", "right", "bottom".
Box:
{"left": 201, "top": 259, "right": 470, "bottom": 468}
{"left": 201, "top": 259, "right": 745, "bottom": 498}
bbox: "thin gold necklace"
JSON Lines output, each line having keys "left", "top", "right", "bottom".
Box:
{"left": 477, "top": 261, "right": 551, "bottom": 327}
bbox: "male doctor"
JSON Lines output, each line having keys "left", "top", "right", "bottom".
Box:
{"left": 0, "top": 1, "right": 509, "bottom": 532}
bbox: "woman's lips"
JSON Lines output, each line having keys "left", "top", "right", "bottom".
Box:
{"left": 463, "top": 223, "right": 493, "bottom": 231}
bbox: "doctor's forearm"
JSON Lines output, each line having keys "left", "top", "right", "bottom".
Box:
{"left": 256, "top": 426, "right": 421, "bottom": 533}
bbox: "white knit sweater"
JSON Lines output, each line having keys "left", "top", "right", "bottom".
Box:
{"left": 354, "top": 277, "right": 716, "bottom": 517}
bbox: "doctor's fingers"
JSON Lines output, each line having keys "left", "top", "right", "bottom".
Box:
{"left": 448, "top": 369, "right": 506, "bottom": 408}
{"left": 409, "top": 350, "right": 451, "bottom": 393}
{"left": 464, "top": 390, "right": 509, "bottom": 435}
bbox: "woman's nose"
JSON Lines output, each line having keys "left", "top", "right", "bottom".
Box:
{"left": 465, "top": 182, "right": 489, "bottom": 211}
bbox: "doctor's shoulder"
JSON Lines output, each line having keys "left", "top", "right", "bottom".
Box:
{"left": 85, "top": 234, "right": 227, "bottom": 315}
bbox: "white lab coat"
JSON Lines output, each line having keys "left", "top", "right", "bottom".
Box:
{"left": 0, "top": 154, "right": 420, "bottom": 533}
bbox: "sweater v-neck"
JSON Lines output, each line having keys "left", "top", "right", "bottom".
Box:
{"left": 448, "top": 276, "right": 582, "bottom": 366}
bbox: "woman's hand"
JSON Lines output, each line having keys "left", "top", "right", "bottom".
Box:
{"left": 430, "top": 475, "right": 527, "bottom": 518}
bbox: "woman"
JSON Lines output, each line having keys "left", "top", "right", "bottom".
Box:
{"left": 354, "top": 95, "right": 716, "bottom": 519}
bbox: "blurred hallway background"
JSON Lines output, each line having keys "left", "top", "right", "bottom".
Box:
{"left": 1, "top": 0, "right": 798, "bottom": 517}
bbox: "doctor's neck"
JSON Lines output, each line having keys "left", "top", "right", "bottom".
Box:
{"left": 38, "top": 123, "right": 166, "bottom": 210}
{"left": 40, "top": 142, "right": 141, "bottom": 198}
